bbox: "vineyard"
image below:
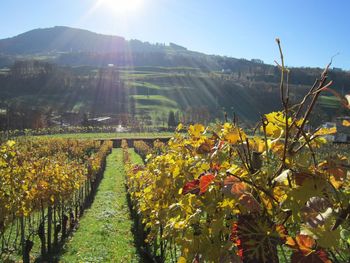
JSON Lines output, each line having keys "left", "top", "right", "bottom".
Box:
{"left": 0, "top": 138, "right": 112, "bottom": 262}
{"left": 123, "top": 46, "right": 350, "bottom": 263}
{"left": 1, "top": 46, "right": 350, "bottom": 263}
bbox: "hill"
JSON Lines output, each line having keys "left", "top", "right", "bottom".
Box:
{"left": 0, "top": 27, "right": 349, "bottom": 130}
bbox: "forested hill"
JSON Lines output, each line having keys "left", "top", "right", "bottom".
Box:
{"left": 0, "top": 27, "right": 349, "bottom": 129}
{"left": 0, "top": 26, "right": 349, "bottom": 76}
{"left": 0, "top": 26, "right": 126, "bottom": 54}
{"left": 0, "top": 26, "right": 276, "bottom": 71}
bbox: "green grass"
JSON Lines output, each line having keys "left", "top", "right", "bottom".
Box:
{"left": 59, "top": 149, "right": 140, "bottom": 262}
{"left": 131, "top": 95, "right": 179, "bottom": 108}
{"left": 131, "top": 94, "right": 180, "bottom": 116}
{"left": 127, "top": 81, "right": 170, "bottom": 91}
{"left": 129, "top": 148, "right": 144, "bottom": 164}
{"left": 35, "top": 132, "right": 174, "bottom": 139}
{"left": 137, "top": 104, "right": 178, "bottom": 113}
{"left": 319, "top": 95, "right": 342, "bottom": 108}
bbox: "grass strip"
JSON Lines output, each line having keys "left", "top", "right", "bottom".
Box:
{"left": 59, "top": 149, "right": 140, "bottom": 262}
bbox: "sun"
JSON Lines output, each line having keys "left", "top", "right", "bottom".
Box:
{"left": 97, "top": 0, "right": 144, "bottom": 13}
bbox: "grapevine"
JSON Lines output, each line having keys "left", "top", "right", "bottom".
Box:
{"left": 126, "top": 42, "right": 350, "bottom": 262}
{"left": 0, "top": 138, "right": 112, "bottom": 262}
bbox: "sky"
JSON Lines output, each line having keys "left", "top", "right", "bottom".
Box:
{"left": 1, "top": 0, "right": 350, "bottom": 69}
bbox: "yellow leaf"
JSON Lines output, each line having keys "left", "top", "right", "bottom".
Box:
{"left": 224, "top": 126, "right": 246, "bottom": 143}
{"left": 177, "top": 256, "right": 187, "bottom": 263}
{"left": 342, "top": 119, "right": 350, "bottom": 127}
{"left": 173, "top": 166, "right": 180, "bottom": 177}
{"left": 225, "top": 132, "right": 240, "bottom": 144}
{"left": 218, "top": 199, "right": 236, "bottom": 209}
{"left": 174, "top": 221, "right": 186, "bottom": 229}
{"left": 273, "top": 186, "right": 288, "bottom": 203}
{"left": 314, "top": 127, "right": 337, "bottom": 136}
{"left": 250, "top": 137, "right": 266, "bottom": 153}
{"left": 200, "top": 162, "right": 210, "bottom": 171}
{"left": 259, "top": 192, "right": 274, "bottom": 211}
{"left": 176, "top": 123, "right": 184, "bottom": 131}
{"left": 264, "top": 111, "right": 289, "bottom": 138}
{"left": 188, "top": 124, "right": 205, "bottom": 137}
{"left": 6, "top": 140, "right": 16, "bottom": 147}
{"left": 265, "top": 123, "right": 281, "bottom": 137}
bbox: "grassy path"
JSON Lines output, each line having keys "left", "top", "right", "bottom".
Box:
{"left": 129, "top": 148, "right": 144, "bottom": 165}
{"left": 59, "top": 149, "right": 140, "bottom": 263}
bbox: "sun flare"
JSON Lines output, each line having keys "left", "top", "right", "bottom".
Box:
{"left": 98, "top": 0, "right": 144, "bottom": 13}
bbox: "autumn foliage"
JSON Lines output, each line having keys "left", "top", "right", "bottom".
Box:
{"left": 126, "top": 42, "right": 350, "bottom": 262}
{"left": 0, "top": 138, "right": 112, "bottom": 261}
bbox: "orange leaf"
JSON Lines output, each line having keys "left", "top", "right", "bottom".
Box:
{"left": 286, "top": 234, "right": 316, "bottom": 256}
{"left": 285, "top": 236, "right": 296, "bottom": 247}
{"left": 199, "top": 173, "right": 215, "bottom": 194}
{"left": 222, "top": 176, "right": 246, "bottom": 198}
{"left": 231, "top": 182, "right": 246, "bottom": 197}
{"left": 295, "top": 234, "right": 316, "bottom": 255}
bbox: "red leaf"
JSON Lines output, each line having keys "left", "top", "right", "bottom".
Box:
{"left": 182, "top": 179, "right": 200, "bottom": 195}
{"left": 230, "top": 222, "right": 244, "bottom": 260}
{"left": 199, "top": 173, "right": 215, "bottom": 194}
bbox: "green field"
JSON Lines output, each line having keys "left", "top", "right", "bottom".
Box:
{"left": 319, "top": 95, "right": 342, "bottom": 108}
{"left": 35, "top": 132, "right": 174, "bottom": 140}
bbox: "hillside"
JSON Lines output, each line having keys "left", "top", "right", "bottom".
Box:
{"left": 0, "top": 27, "right": 349, "bottom": 130}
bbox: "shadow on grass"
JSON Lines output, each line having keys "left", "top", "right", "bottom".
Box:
{"left": 125, "top": 184, "right": 159, "bottom": 263}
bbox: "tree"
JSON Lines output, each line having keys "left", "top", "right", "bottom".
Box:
{"left": 167, "top": 110, "right": 176, "bottom": 129}
{"left": 81, "top": 113, "right": 90, "bottom": 127}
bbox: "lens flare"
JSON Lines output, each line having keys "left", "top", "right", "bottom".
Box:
{"left": 98, "top": 0, "right": 144, "bottom": 13}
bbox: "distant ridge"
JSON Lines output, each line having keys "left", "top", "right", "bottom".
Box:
{"left": 0, "top": 26, "right": 127, "bottom": 54}
{"left": 0, "top": 26, "right": 189, "bottom": 55}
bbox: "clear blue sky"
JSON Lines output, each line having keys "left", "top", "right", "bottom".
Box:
{"left": 1, "top": 0, "right": 350, "bottom": 69}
